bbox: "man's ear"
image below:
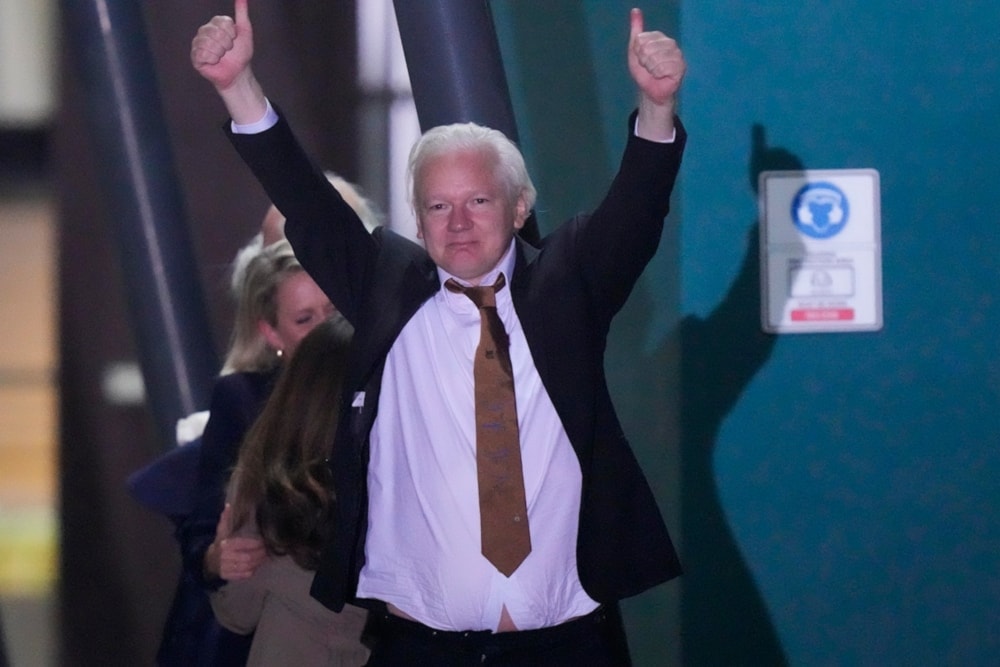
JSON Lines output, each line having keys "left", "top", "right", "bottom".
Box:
{"left": 257, "top": 319, "right": 284, "bottom": 353}
{"left": 513, "top": 195, "right": 529, "bottom": 230}
{"left": 414, "top": 207, "right": 425, "bottom": 239}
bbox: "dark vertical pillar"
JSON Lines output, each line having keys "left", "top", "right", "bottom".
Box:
{"left": 393, "top": 0, "right": 539, "bottom": 244}
{"left": 392, "top": 0, "right": 517, "bottom": 135}
{"left": 56, "top": 3, "right": 362, "bottom": 662}
{"left": 60, "top": 0, "right": 217, "bottom": 449}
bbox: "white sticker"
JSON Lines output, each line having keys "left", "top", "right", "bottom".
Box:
{"left": 759, "top": 169, "right": 883, "bottom": 333}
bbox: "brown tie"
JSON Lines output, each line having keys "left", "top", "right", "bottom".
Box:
{"left": 445, "top": 274, "right": 531, "bottom": 577}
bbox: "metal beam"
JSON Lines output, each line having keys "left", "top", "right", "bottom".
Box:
{"left": 393, "top": 0, "right": 539, "bottom": 244}
{"left": 61, "top": 0, "right": 218, "bottom": 449}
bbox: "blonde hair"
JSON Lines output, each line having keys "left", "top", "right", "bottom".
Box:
{"left": 228, "top": 232, "right": 265, "bottom": 301}
{"left": 324, "top": 172, "right": 384, "bottom": 232}
{"left": 221, "top": 240, "right": 302, "bottom": 374}
{"left": 222, "top": 176, "right": 375, "bottom": 374}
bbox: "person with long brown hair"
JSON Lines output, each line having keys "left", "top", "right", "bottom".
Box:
{"left": 153, "top": 237, "right": 334, "bottom": 666}
{"left": 162, "top": 186, "right": 378, "bottom": 665}
{"left": 209, "top": 315, "right": 369, "bottom": 666}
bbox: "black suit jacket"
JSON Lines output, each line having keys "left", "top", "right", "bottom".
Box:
{"left": 228, "top": 110, "right": 686, "bottom": 613}
{"left": 178, "top": 370, "right": 276, "bottom": 586}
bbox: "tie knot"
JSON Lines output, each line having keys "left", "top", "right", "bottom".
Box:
{"left": 445, "top": 274, "right": 506, "bottom": 309}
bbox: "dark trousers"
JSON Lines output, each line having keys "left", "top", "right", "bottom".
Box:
{"left": 364, "top": 603, "right": 631, "bottom": 666}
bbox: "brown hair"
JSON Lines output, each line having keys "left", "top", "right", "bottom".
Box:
{"left": 227, "top": 314, "right": 354, "bottom": 569}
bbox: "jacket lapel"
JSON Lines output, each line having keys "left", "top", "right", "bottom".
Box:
{"left": 351, "top": 231, "right": 439, "bottom": 387}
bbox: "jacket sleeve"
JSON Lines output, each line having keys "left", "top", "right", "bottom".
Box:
{"left": 208, "top": 469, "right": 267, "bottom": 634}
{"left": 209, "top": 577, "right": 266, "bottom": 635}
{"left": 176, "top": 374, "right": 262, "bottom": 589}
{"left": 225, "top": 108, "right": 378, "bottom": 327}
{"left": 576, "top": 112, "right": 687, "bottom": 322}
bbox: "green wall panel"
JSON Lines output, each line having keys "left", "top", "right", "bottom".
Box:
{"left": 492, "top": 3, "right": 684, "bottom": 665}
{"left": 683, "top": 1, "right": 999, "bottom": 664}
{"left": 496, "top": 0, "right": 998, "bottom": 664}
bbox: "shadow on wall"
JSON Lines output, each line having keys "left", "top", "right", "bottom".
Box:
{"left": 613, "top": 124, "right": 803, "bottom": 664}
{"left": 678, "top": 125, "right": 803, "bottom": 664}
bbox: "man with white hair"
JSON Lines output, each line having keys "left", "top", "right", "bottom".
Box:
{"left": 192, "top": 2, "right": 687, "bottom": 663}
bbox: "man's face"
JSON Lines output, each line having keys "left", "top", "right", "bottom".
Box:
{"left": 415, "top": 148, "right": 527, "bottom": 285}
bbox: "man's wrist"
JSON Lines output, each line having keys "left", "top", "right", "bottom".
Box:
{"left": 636, "top": 95, "right": 677, "bottom": 143}
{"left": 231, "top": 98, "right": 278, "bottom": 135}
{"left": 218, "top": 69, "right": 268, "bottom": 125}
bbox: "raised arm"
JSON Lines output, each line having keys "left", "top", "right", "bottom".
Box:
{"left": 628, "top": 7, "right": 686, "bottom": 141}
{"left": 568, "top": 10, "right": 687, "bottom": 316}
{"left": 191, "top": 0, "right": 268, "bottom": 124}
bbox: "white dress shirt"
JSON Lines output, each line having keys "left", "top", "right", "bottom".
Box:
{"left": 356, "top": 241, "right": 599, "bottom": 632}
{"left": 230, "top": 102, "right": 675, "bottom": 632}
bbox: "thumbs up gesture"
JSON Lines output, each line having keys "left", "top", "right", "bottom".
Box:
{"left": 628, "top": 8, "right": 686, "bottom": 107}
{"left": 190, "top": 0, "right": 267, "bottom": 124}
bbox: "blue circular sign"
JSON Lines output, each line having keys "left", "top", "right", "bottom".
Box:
{"left": 791, "top": 181, "right": 849, "bottom": 239}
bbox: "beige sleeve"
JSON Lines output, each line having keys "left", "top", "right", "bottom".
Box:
{"left": 210, "top": 473, "right": 266, "bottom": 635}
{"left": 209, "top": 574, "right": 266, "bottom": 635}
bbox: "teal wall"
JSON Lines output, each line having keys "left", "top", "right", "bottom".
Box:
{"left": 495, "top": 1, "right": 998, "bottom": 664}
{"left": 492, "top": 3, "right": 685, "bottom": 664}
{"left": 682, "top": 1, "right": 999, "bottom": 664}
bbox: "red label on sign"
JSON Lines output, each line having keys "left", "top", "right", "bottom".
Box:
{"left": 791, "top": 308, "right": 855, "bottom": 322}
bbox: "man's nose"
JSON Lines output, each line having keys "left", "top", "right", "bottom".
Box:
{"left": 448, "top": 208, "right": 472, "bottom": 231}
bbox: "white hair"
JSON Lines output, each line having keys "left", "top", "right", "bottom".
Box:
{"left": 406, "top": 122, "right": 536, "bottom": 213}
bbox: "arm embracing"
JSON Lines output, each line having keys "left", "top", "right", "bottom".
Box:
{"left": 210, "top": 576, "right": 266, "bottom": 635}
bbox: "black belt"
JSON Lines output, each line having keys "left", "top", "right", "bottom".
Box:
{"left": 373, "top": 604, "right": 611, "bottom": 653}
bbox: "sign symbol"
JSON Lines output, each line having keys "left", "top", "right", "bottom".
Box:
{"left": 792, "top": 181, "right": 850, "bottom": 239}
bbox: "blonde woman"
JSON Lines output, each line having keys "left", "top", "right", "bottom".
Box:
{"left": 171, "top": 239, "right": 334, "bottom": 665}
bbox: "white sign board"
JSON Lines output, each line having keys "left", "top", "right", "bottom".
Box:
{"left": 759, "top": 169, "right": 883, "bottom": 333}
